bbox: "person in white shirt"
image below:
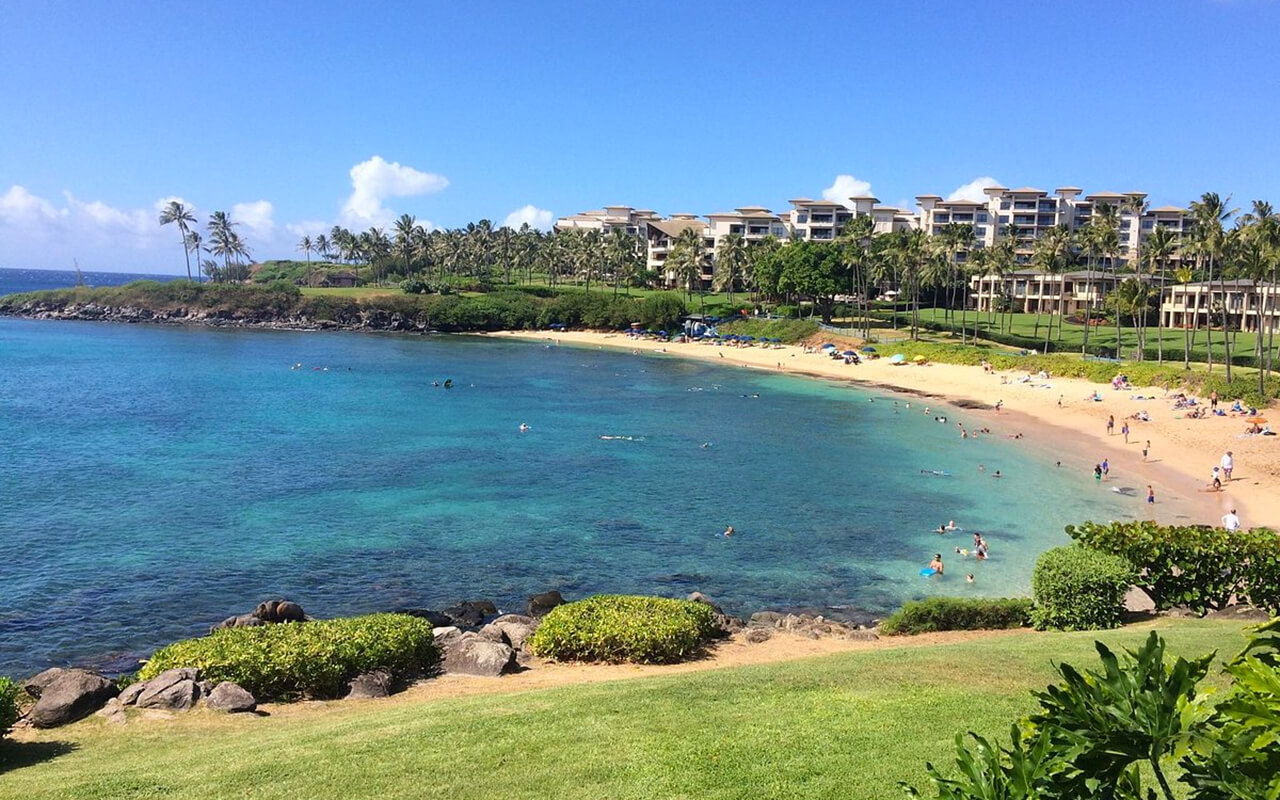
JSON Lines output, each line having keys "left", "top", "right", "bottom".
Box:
{"left": 1222, "top": 509, "right": 1241, "bottom": 531}
{"left": 1220, "top": 451, "right": 1234, "bottom": 481}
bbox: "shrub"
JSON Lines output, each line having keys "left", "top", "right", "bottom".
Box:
{"left": 1030, "top": 545, "right": 1134, "bottom": 631}
{"left": 879, "top": 597, "right": 1032, "bottom": 635}
{"left": 528, "top": 595, "right": 716, "bottom": 664}
{"left": 136, "top": 614, "right": 439, "bottom": 701}
{"left": 1067, "top": 520, "right": 1280, "bottom": 615}
{"left": 399, "top": 277, "right": 433, "bottom": 294}
{"left": 638, "top": 293, "right": 687, "bottom": 332}
{"left": 0, "top": 677, "right": 18, "bottom": 739}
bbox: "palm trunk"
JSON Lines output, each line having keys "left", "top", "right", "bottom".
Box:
{"left": 1156, "top": 267, "right": 1166, "bottom": 363}
{"left": 1219, "top": 260, "right": 1233, "bottom": 382}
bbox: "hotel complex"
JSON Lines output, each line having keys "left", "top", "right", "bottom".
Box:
{"left": 555, "top": 186, "right": 1280, "bottom": 333}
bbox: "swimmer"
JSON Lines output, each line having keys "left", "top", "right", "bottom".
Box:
{"left": 927, "top": 553, "right": 944, "bottom": 576}
{"left": 700, "top": 442, "right": 712, "bottom": 449}
{"left": 966, "top": 574, "right": 975, "bottom": 584}
{"left": 723, "top": 525, "right": 735, "bottom": 537}
{"left": 978, "top": 464, "right": 986, "bottom": 472}
{"left": 992, "top": 470, "right": 1002, "bottom": 479}
{"left": 443, "top": 379, "right": 453, "bottom": 389}
{"left": 936, "top": 524, "right": 947, "bottom": 534}
{"left": 519, "top": 423, "right": 531, "bottom": 433}
{"left": 946, "top": 520, "right": 957, "bottom": 531}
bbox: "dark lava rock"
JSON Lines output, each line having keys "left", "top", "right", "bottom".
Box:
{"left": 206, "top": 682, "right": 257, "bottom": 713}
{"left": 27, "top": 669, "right": 117, "bottom": 728}
{"left": 442, "top": 634, "right": 517, "bottom": 677}
{"left": 394, "top": 608, "right": 455, "bottom": 628}
{"left": 527, "top": 590, "right": 566, "bottom": 617}
{"left": 345, "top": 670, "right": 393, "bottom": 700}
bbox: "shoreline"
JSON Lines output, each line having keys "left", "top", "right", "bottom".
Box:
{"left": 488, "top": 330, "right": 1278, "bottom": 530}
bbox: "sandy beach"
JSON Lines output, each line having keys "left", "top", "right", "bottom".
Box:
{"left": 490, "top": 330, "right": 1280, "bottom": 530}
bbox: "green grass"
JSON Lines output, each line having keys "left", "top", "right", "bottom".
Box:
{"left": 0, "top": 619, "right": 1250, "bottom": 799}
{"left": 298, "top": 286, "right": 403, "bottom": 299}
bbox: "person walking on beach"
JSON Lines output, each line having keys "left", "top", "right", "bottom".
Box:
{"left": 1101, "top": 458, "right": 1109, "bottom": 479}
{"left": 1107, "top": 415, "right": 1115, "bottom": 436}
{"left": 1210, "top": 467, "right": 1222, "bottom": 491}
{"left": 1220, "top": 451, "right": 1234, "bottom": 481}
{"left": 1147, "top": 485, "right": 1155, "bottom": 505}
{"left": 1122, "top": 421, "right": 1130, "bottom": 443}
{"left": 1222, "top": 509, "right": 1241, "bottom": 531}
{"left": 1142, "top": 440, "right": 1150, "bottom": 462}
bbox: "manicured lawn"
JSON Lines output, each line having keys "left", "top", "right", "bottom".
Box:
{"left": 0, "top": 619, "right": 1249, "bottom": 800}
{"left": 298, "top": 286, "right": 404, "bottom": 299}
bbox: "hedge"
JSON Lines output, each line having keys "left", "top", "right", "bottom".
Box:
{"left": 1030, "top": 545, "right": 1135, "bottom": 631}
{"left": 879, "top": 597, "right": 1033, "bottom": 635}
{"left": 1067, "top": 520, "right": 1280, "bottom": 615}
{"left": 0, "top": 677, "right": 18, "bottom": 739}
{"left": 136, "top": 614, "right": 439, "bottom": 701}
{"left": 528, "top": 595, "right": 717, "bottom": 664}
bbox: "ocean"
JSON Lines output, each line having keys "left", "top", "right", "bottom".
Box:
{"left": 0, "top": 266, "right": 185, "bottom": 296}
{"left": 0, "top": 317, "right": 1139, "bottom": 677}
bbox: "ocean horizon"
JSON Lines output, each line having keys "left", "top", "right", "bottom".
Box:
{"left": 0, "top": 266, "right": 186, "bottom": 296}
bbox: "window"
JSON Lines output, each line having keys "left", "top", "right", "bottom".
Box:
{"left": 977, "top": 212, "right": 989, "bottom": 223}
{"left": 797, "top": 214, "right": 809, "bottom": 223}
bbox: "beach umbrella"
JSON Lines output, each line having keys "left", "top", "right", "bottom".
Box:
{"left": 842, "top": 350, "right": 856, "bottom": 356}
{"left": 890, "top": 353, "right": 905, "bottom": 364}
{"left": 913, "top": 355, "right": 927, "bottom": 363}
{"left": 821, "top": 343, "right": 836, "bottom": 349}
{"left": 860, "top": 346, "right": 877, "bottom": 353}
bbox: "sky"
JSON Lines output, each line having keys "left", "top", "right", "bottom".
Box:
{"left": 1, "top": 0, "right": 1279, "bottom": 273}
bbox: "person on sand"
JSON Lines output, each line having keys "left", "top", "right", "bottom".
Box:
{"left": 1210, "top": 389, "right": 1219, "bottom": 410}
{"left": 1102, "top": 458, "right": 1110, "bottom": 479}
{"left": 1122, "top": 421, "right": 1130, "bottom": 443}
{"left": 1220, "top": 451, "right": 1234, "bottom": 481}
{"left": 1142, "top": 441, "right": 1150, "bottom": 461}
{"left": 1210, "top": 467, "right": 1222, "bottom": 492}
{"left": 927, "top": 553, "right": 944, "bottom": 576}
{"left": 1222, "top": 509, "right": 1241, "bottom": 531}
{"left": 1147, "top": 485, "right": 1155, "bottom": 505}
{"left": 1107, "top": 415, "right": 1115, "bottom": 436}
{"left": 995, "top": 400, "right": 1003, "bottom": 413}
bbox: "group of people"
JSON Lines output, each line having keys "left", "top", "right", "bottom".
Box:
{"left": 925, "top": 531, "right": 989, "bottom": 584}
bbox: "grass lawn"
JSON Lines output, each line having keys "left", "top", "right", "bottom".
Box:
{"left": 298, "top": 286, "right": 405, "bottom": 300}
{"left": 903, "top": 308, "right": 1270, "bottom": 362}
{"left": 0, "top": 619, "right": 1250, "bottom": 800}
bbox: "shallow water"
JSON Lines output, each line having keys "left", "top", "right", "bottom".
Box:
{"left": 0, "top": 318, "right": 1138, "bottom": 676}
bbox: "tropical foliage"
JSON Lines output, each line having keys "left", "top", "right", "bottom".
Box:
{"left": 1066, "top": 520, "right": 1280, "bottom": 615}
{"left": 1029, "top": 545, "right": 1134, "bottom": 631}
{"left": 528, "top": 595, "right": 717, "bottom": 664}
{"left": 879, "top": 597, "right": 1032, "bottom": 635}
{"left": 136, "top": 614, "right": 439, "bottom": 701}
{"left": 0, "top": 676, "right": 19, "bottom": 740}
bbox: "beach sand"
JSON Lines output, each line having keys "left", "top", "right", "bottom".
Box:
{"left": 489, "top": 330, "right": 1280, "bottom": 530}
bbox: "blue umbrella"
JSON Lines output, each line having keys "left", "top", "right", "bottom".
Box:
{"left": 843, "top": 350, "right": 856, "bottom": 356}
{"left": 821, "top": 343, "right": 836, "bottom": 349}
{"left": 860, "top": 346, "right": 877, "bottom": 353}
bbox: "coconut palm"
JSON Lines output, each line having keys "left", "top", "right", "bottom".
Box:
{"left": 1141, "top": 225, "right": 1178, "bottom": 363}
{"left": 713, "top": 232, "right": 747, "bottom": 304}
{"left": 313, "top": 234, "right": 331, "bottom": 262}
{"left": 668, "top": 226, "right": 707, "bottom": 302}
{"left": 206, "top": 211, "right": 239, "bottom": 282}
{"left": 297, "top": 235, "right": 313, "bottom": 271}
{"left": 393, "top": 214, "right": 417, "bottom": 278}
{"left": 159, "top": 201, "right": 198, "bottom": 281}
{"left": 1189, "top": 192, "right": 1237, "bottom": 379}
{"left": 1239, "top": 201, "right": 1280, "bottom": 381}
{"left": 1174, "top": 264, "right": 1196, "bottom": 369}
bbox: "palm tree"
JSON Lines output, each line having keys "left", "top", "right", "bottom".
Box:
{"left": 313, "top": 234, "right": 331, "bottom": 262}
{"left": 206, "top": 211, "right": 239, "bottom": 282}
{"left": 1239, "top": 201, "right": 1280, "bottom": 382}
{"left": 606, "top": 228, "right": 641, "bottom": 297}
{"left": 159, "top": 201, "right": 198, "bottom": 281}
{"left": 668, "top": 227, "right": 707, "bottom": 303}
{"left": 184, "top": 230, "right": 203, "bottom": 278}
{"left": 1189, "top": 192, "right": 1237, "bottom": 379}
{"left": 1031, "top": 225, "right": 1071, "bottom": 351}
{"left": 1142, "top": 225, "right": 1178, "bottom": 363}
{"left": 297, "top": 235, "right": 313, "bottom": 271}
{"left": 394, "top": 214, "right": 417, "bottom": 278}
{"left": 713, "top": 232, "right": 747, "bottom": 304}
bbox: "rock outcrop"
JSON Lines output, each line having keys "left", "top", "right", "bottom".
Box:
{"left": 24, "top": 668, "right": 118, "bottom": 728}
{"left": 687, "top": 592, "right": 745, "bottom": 635}
{"left": 746, "top": 612, "right": 878, "bottom": 642}
{"left": 441, "top": 633, "right": 517, "bottom": 677}
{"left": 205, "top": 682, "right": 257, "bottom": 713}
{"left": 345, "top": 670, "right": 393, "bottom": 700}
{"left": 480, "top": 614, "right": 537, "bottom": 651}
{"left": 212, "top": 599, "right": 308, "bottom": 632}
{"left": 527, "top": 590, "right": 566, "bottom": 617}
{"left": 135, "top": 668, "right": 202, "bottom": 711}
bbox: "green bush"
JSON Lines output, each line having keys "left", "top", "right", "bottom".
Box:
{"left": 0, "top": 677, "right": 19, "bottom": 739}
{"left": 1030, "top": 545, "right": 1134, "bottom": 631}
{"left": 638, "top": 293, "right": 687, "bottom": 332}
{"left": 1067, "top": 520, "right": 1280, "bottom": 615}
{"left": 879, "top": 597, "right": 1032, "bottom": 635}
{"left": 528, "top": 595, "right": 717, "bottom": 664}
{"left": 719, "top": 318, "right": 820, "bottom": 343}
{"left": 136, "top": 614, "right": 439, "bottom": 701}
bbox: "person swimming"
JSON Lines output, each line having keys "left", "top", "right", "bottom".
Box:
{"left": 723, "top": 525, "right": 735, "bottom": 537}
{"left": 936, "top": 523, "right": 947, "bottom": 534}
{"left": 946, "top": 520, "right": 958, "bottom": 530}
{"left": 519, "top": 423, "right": 530, "bottom": 433}
{"left": 443, "top": 379, "right": 453, "bottom": 389}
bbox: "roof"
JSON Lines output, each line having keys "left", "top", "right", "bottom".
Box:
{"left": 1055, "top": 186, "right": 1083, "bottom": 193}
{"left": 848, "top": 194, "right": 881, "bottom": 204}
{"left": 648, "top": 218, "right": 706, "bottom": 238}
{"left": 1007, "top": 187, "right": 1047, "bottom": 195}
{"left": 939, "top": 199, "right": 983, "bottom": 207}
{"left": 735, "top": 205, "right": 772, "bottom": 213}
{"left": 915, "top": 194, "right": 943, "bottom": 200}
{"left": 1149, "top": 205, "right": 1188, "bottom": 214}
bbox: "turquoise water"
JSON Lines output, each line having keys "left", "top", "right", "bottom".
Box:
{"left": 0, "top": 318, "right": 1137, "bottom": 677}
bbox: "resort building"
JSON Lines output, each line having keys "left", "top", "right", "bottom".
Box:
{"left": 553, "top": 206, "right": 662, "bottom": 235}
{"left": 1161, "top": 280, "right": 1280, "bottom": 334}
{"left": 645, "top": 214, "right": 714, "bottom": 289}
{"left": 969, "top": 270, "right": 1122, "bottom": 316}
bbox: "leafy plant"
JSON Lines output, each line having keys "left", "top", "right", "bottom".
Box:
{"left": 136, "top": 613, "right": 439, "bottom": 701}
{"left": 1067, "top": 520, "right": 1280, "bottom": 615}
{"left": 0, "top": 677, "right": 19, "bottom": 739}
{"left": 528, "top": 595, "right": 716, "bottom": 664}
{"left": 880, "top": 597, "right": 1032, "bottom": 635}
{"left": 902, "top": 726, "right": 1059, "bottom": 800}
{"left": 1030, "top": 545, "right": 1134, "bottom": 631}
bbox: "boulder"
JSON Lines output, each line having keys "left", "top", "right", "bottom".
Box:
{"left": 345, "top": 670, "right": 393, "bottom": 700}
{"left": 136, "top": 668, "right": 201, "bottom": 711}
{"left": 527, "top": 590, "right": 566, "bottom": 618}
{"left": 441, "top": 601, "right": 494, "bottom": 628}
{"left": 442, "top": 634, "right": 517, "bottom": 677}
{"left": 394, "top": 608, "right": 455, "bottom": 628}
{"left": 212, "top": 613, "right": 265, "bottom": 633}
{"left": 28, "top": 669, "right": 117, "bottom": 728}
{"left": 253, "top": 599, "right": 306, "bottom": 623}
{"left": 744, "top": 628, "right": 773, "bottom": 644}
{"left": 748, "top": 611, "right": 785, "bottom": 628}
{"left": 23, "top": 668, "right": 69, "bottom": 698}
{"left": 480, "top": 614, "right": 537, "bottom": 650}
{"left": 206, "top": 682, "right": 257, "bottom": 713}
{"left": 117, "top": 681, "right": 147, "bottom": 706}
{"left": 95, "top": 697, "right": 127, "bottom": 726}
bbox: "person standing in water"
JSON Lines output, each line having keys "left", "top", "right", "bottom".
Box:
{"left": 1147, "top": 485, "right": 1155, "bottom": 505}
{"left": 927, "top": 553, "right": 944, "bottom": 576}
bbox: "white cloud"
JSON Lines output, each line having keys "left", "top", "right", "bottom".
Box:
{"left": 341, "top": 155, "right": 448, "bottom": 227}
{"left": 0, "top": 185, "right": 63, "bottom": 223}
{"left": 231, "top": 200, "right": 276, "bottom": 240}
{"left": 502, "top": 204, "right": 553, "bottom": 231}
{"left": 821, "top": 174, "right": 873, "bottom": 208}
{"left": 285, "top": 219, "right": 333, "bottom": 238}
{"left": 946, "top": 176, "right": 1002, "bottom": 203}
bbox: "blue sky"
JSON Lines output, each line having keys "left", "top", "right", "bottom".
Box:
{"left": 2, "top": 0, "right": 1278, "bottom": 272}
